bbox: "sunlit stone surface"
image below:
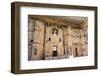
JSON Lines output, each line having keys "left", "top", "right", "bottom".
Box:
{"left": 28, "top": 15, "right": 88, "bottom": 61}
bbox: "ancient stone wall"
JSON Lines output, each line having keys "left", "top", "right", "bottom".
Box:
{"left": 28, "top": 16, "right": 88, "bottom": 60}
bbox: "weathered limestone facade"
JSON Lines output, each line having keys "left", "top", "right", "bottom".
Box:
{"left": 28, "top": 15, "right": 88, "bottom": 60}
{"left": 45, "top": 25, "right": 64, "bottom": 59}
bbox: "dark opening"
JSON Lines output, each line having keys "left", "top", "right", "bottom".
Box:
{"left": 52, "top": 46, "right": 58, "bottom": 57}
{"left": 59, "top": 38, "right": 61, "bottom": 42}
{"left": 75, "top": 48, "right": 78, "bottom": 56}
{"left": 52, "top": 28, "right": 58, "bottom": 35}
{"left": 48, "top": 37, "right": 51, "bottom": 41}
{"left": 30, "top": 40, "right": 33, "bottom": 42}
{"left": 84, "top": 34, "right": 85, "bottom": 37}
{"left": 53, "top": 51, "right": 57, "bottom": 56}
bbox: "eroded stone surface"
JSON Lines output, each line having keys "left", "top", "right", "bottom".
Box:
{"left": 28, "top": 16, "right": 88, "bottom": 61}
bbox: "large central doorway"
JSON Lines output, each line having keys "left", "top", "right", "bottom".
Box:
{"left": 52, "top": 46, "right": 58, "bottom": 57}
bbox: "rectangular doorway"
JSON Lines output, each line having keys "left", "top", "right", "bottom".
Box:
{"left": 52, "top": 46, "right": 58, "bottom": 57}
{"left": 75, "top": 48, "right": 78, "bottom": 56}
{"left": 53, "top": 51, "right": 57, "bottom": 56}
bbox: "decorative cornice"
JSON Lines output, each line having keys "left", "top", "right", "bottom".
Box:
{"left": 29, "top": 15, "right": 83, "bottom": 29}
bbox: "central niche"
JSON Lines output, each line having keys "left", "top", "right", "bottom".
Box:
{"left": 52, "top": 27, "right": 58, "bottom": 35}
{"left": 44, "top": 25, "right": 64, "bottom": 60}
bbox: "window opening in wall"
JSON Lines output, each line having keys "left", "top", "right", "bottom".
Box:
{"left": 59, "top": 38, "right": 61, "bottom": 42}
{"left": 48, "top": 37, "right": 51, "bottom": 41}
{"left": 30, "top": 40, "right": 33, "bottom": 42}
